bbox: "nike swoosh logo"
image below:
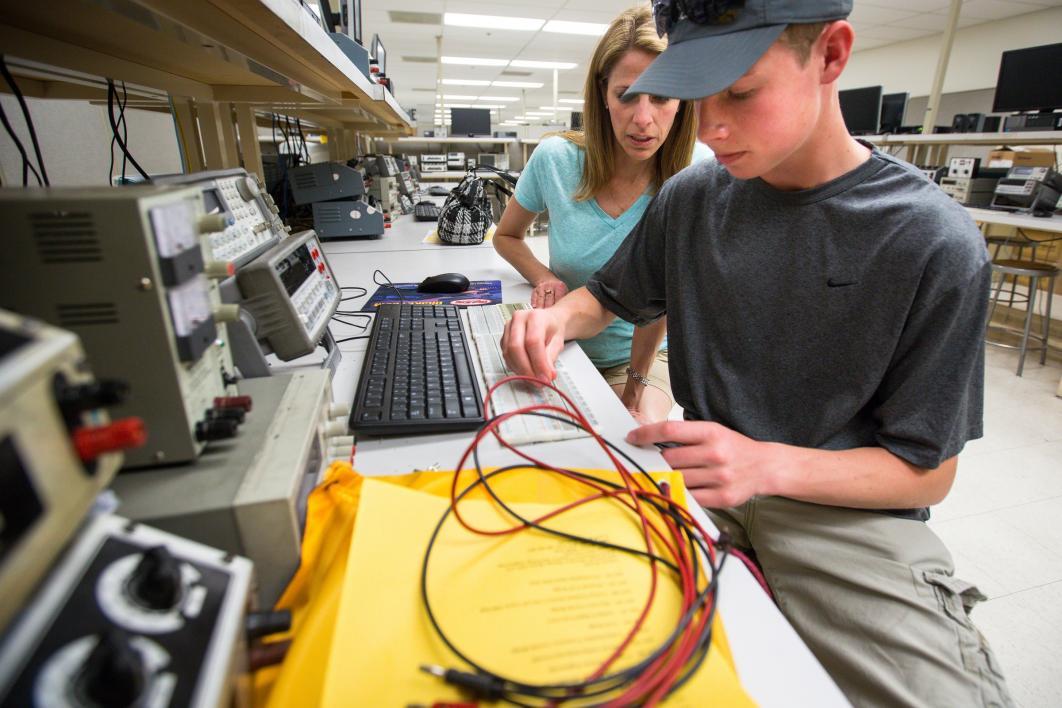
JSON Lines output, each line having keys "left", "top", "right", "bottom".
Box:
{"left": 827, "top": 279, "right": 858, "bottom": 288}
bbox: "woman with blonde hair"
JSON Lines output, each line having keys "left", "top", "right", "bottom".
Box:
{"left": 494, "top": 5, "right": 712, "bottom": 423}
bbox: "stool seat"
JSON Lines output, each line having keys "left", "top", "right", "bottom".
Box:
{"left": 992, "top": 259, "right": 1059, "bottom": 276}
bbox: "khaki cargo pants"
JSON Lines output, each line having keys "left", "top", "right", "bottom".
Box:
{"left": 707, "top": 496, "right": 1014, "bottom": 707}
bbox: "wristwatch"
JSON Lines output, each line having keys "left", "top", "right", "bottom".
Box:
{"left": 625, "top": 367, "right": 650, "bottom": 387}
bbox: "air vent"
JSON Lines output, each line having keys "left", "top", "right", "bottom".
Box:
{"left": 501, "top": 70, "right": 533, "bottom": 76}
{"left": 55, "top": 303, "right": 119, "bottom": 327}
{"left": 29, "top": 211, "right": 102, "bottom": 264}
{"left": 293, "top": 172, "right": 321, "bottom": 189}
{"left": 389, "top": 11, "right": 442, "bottom": 25}
{"left": 315, "top": 205, "right": 342, "bottom": 224}
{"left": 402, "top": 56, "right": 438, "bottom": 64}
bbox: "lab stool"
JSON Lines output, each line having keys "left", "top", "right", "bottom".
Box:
{"left": 986, "top": 259, "right": 1058, "bottom": 376}
{"left": 986, "top": 235, "right": 1040, "bottom": 310}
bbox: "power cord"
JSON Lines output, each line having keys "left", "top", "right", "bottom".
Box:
{"left": 0, "top": 99, "right": 42, "bottom": 186}
{"left": 0, "top": 55, "right": 48, "bottom": 186}
{"left": 106, "top": 79, "right": 149, "bottom": 181}
{"left": 373, "top": 268, "right": 405, "bottom": 302}
{"left": 107, "top": 80, "right": 130, "bottom": 184}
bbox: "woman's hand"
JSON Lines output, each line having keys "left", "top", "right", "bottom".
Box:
{"left": 530, "top": 277, "right": 569, "bottom": 309}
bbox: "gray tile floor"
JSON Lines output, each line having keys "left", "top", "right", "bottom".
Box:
{"left": 930, "top": 346, "right": 1062, "bottom": 707}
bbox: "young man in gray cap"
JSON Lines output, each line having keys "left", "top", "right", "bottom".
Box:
{"left": 501, "top": 0, "right": 1013, "bottom": 704}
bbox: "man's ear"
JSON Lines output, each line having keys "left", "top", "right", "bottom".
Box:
{"left": 818, "top": 21, "right": 855, "bottom": 85}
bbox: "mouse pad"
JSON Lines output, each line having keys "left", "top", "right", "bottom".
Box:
{"left": 359, "top": 280, "right": 503, "bottom": 311}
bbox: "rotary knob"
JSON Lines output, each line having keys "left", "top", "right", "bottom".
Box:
{"left": 75, "top": 630, "right": 145, "bottom": 708}
{"left": 126, "top": 546, "right": 182, "bottom": 611}
{"left": 236, "top": 174, "right": 260, "bottom": 201}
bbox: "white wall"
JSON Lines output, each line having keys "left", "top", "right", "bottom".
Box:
{"left": 0, "top": 96, "right": 183, "bottom": 187}
{"left": 843, "top": 6, "right": 1062, "bottom": 99}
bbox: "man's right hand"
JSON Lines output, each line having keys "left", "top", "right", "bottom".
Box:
{"left": 501, "top": 306, "right": 567, "bottom": 382}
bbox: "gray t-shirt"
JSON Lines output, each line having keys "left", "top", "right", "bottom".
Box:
{"left": 587, "top": 147, "right": 990, "bottom": 521}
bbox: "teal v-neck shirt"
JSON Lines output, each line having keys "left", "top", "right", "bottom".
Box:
{"left": 515, "top": 135, "right": 713, "bottom": 367}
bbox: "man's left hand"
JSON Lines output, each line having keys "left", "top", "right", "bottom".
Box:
{"left": 626, "top": 421, "right": 776, "bottom": 509}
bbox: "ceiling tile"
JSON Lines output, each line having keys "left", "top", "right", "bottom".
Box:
{"left": 849, "top": 4, "right": 921, "bottom": 24}
{"left": 938, "top": 0, "right": 1046, "bottom": 20}
{"left": 860, "top": 0, "right": 952, "bottom": 11}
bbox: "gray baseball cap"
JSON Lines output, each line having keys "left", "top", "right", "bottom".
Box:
{"left": 628, "top": 0, "right": 852, "bottom": 100}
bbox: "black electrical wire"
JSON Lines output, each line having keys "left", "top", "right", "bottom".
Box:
{"left": 107, "top": 80, "right": 129, "bottom": 184}
{"left": 330, "top": 315, "right": 370, "bottom": 330}
{"left": 420, "top": 410, "right": 728, "bottom": 705}
{"left": 334, "top": 334, "right": 371, "bottom": 344}
{"left": 296, "top": 117, "right": 310, "bottom": 163}
{"left": 340, "top": 285, "right": 368, "bottom": 302}
{"left": 0, "top": 99, "right": 42, "bottom": 186}
{"left": 372, "top": 268, "right": 405, "bottom": 301}
{"left": 106, "top": 80, "right": 149, "bottom": 181}
{"left": 0, "top": 55, "right": 49, "bottom": 186}
{"left": 119, "top": 81, "right": 130, "bottom": 183}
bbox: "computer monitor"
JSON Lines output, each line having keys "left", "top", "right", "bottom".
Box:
{"left": 992, "top": 42, "right": 1062, "bottom": 113}
{"left": 342, "top": 0, "right": 363, "bottom": 45}
{"left": 316, "top": 0, "right": 337, "bottom": 32}
{"left": 879, "top": 92, "right": 908, "bottom": 133}
{"left": 570, "top": 111, "right": 583, "bottom": 130}
{"left": 370, "top": 33, "right": 386, "bottom": 75}
{"left": 450, "top": 108, "right": 491, "bottom": 137}
{"left": 838, "top": 85, "right": 883, "bottom": 135}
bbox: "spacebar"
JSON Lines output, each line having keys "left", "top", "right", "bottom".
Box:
{"left": 454, "top": 355, "right": 473, "bottom": 389}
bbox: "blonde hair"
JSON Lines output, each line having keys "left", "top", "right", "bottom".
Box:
{"left": 779, "top": 22, "right": 828, "bottom": 65}
{"left": 557, "top": 6, "right": 698, "bottom": 201}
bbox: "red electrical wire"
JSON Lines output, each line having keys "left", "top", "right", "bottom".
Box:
{"left": 438, "top": 373, "right": 723, "bottom": 704}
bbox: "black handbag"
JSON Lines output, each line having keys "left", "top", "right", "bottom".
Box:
{"left": 436, "top": 166, "right": 517, "bottom": 245}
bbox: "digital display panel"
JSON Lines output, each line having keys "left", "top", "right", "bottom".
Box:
{"left": 201, "top": 188, "right": 226, "bottom": 215}
{"left": 276, "top": 245, "right": 316, "bottom": 297}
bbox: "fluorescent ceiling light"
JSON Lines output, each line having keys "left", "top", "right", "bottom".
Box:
{"left": 525, "top": 111, "right": 555, "bottom": 116}
{"left": 443, "top": 104, "right": 473, "bottom": 108}
{"left": 444, "top": 13, "right": 544, "bottom": 31}
{"left": 491, "top": 80, "right": 544, "bottom": 88}
{"left": 442, "top": 56, "right": 509, "bottom": 66}
{"left": 476, "top": 96, "right": 519, "bottom": 102}
{"left": 440, "top": 79, "right": 491, "bottom": 86}
{"left": 542, "top": 20, "right": 608, "bottom": 36}
{"left": 477, "top": 104, "right": 505, "bottom": 109}
{"left": 442, "top": 94, "right": 478, "bottom": 100}
{"left": 510, "top": 59, "right": 577, "bottom": 70}
{"left": 538, "top": 106, "right": 572, "bottom": 111}
{"left": 559, "top": 98, "right": 584, "bottom": 104}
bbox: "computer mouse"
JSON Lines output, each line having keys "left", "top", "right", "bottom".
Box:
{"left": 1031, "top": 209, "right": 1054, "bottom": 218}
{"left": 417, "top": 273, "right": 470, "bottom": 294}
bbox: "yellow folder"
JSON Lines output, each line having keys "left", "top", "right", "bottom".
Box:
{"left": 316, "top": 469, "right": 755, "bottom": 706}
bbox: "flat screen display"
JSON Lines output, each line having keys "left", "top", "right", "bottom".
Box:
{"left": 992, "top": 42, "right": 1062, "bottom": 113}
{"left": 201, "top": 187, "right": 226, "bottom": 216}
{"left": 276, "top": 244, "right": 316, "bottom": 297}
{"left": 450, "top": 108, "right": 491, "bottom": 137}
{"left": 839, "top": 85, "right": 883, "bottom": 135}
{"left": 570, "top": 111, "right": 583, "bottom": 130}
{"left": 371, "top": 34, "right": 386, "bottom": 75}
{"left": 879, "top": 92, "right": 908, "bottom": 133}
{"left": 345, "top": 0, "right": 362, "bottom": 45}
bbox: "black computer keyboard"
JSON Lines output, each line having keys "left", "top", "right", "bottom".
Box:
{"left": 349, "top": 304, "right": 485, "bottom": 436}
{"left": 414, "top": 201, "right": 441, "bottom": 221}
